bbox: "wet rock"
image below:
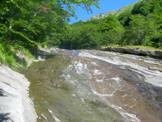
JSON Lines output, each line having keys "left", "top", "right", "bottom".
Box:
{"left": 120, "top": 68, "right": 162, "bottom": 111}
{"left": 148, "top": 66, "right": 162, "bottom": 72}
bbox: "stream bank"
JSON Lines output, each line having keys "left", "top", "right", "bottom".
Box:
{"left": 101, "top": 47, "right": 162, "bottom": 59}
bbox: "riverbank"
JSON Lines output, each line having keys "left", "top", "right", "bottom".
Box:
{"left": 101, "top": 46, "right": 162, "bottom": 59}
{"left": 1, "top": 43, "right": 162, "bottom": 71}
{"left": 38, "top": 46, "right": 162, "bottom": 59}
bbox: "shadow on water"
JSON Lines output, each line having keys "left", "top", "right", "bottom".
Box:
{"left": 0, "top": 89, "right": 5, "bottom": 97}
{"left": 0, "top": 113, "right": 13, "bottom": 122}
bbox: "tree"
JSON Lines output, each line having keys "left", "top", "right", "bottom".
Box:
{"left": 98, "top": 15, "right": 125, "bottom": 45}
{"left": 59, "top": 23, "right": 101, "bottom": 49}
{"left": 123, "top": 14, "right": 159, "bottom": 46}
{"left": 0, "top": 0, "right": 99, "bottom": 51}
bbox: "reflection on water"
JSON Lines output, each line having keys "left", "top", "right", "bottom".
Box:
{"left": 26, "top": 50, "right": 162, "bottom": 122}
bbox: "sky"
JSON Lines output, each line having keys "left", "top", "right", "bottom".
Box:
{"left": 70, "top": 0, "right": 138, "bottom": 23}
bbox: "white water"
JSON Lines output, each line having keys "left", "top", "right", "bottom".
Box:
{"left": 110, "top": 104, "right": 141, "bottom": 122}
{"left": 79, "top": 50, "right": 162, "bottom": 87}
{"left": 27, "top": 48, "right": 162, "bottom": 122}
{"left": 63, "top": 60, "right": 141, "bottom": 122}
{"left": 48, "top": 109, "right": 62, "bottom": 122}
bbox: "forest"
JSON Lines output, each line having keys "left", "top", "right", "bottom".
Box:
{"left": 0, "top": 0, "right": 162, "bottom": 68}
{"left": 60, "top": 0, "right": 162, "bottom": 49}
{"left": 0, "top": 0, "right": 99, "bottom": 68}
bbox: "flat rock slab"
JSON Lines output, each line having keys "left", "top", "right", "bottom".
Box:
{"left": 102, "top": 47, "right": 162, "bottom": 59}
{"left": 0, "top": 65, "right": 37, "bottom": 122}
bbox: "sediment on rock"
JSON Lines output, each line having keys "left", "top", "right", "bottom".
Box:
{"left": 102, "top": 47, "right": 162, "bottom": 59}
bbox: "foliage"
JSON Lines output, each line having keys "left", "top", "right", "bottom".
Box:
{"left": 60, "top": 23, "right": 102, "bottom": 49}
{"left": 60, "top": 0, "right": 162, "bottom": 49}
{"left": 0, "top": 0, "right": 99, "bottom": 68}
{"left": 1, "top": 0, "right": 162, "bottom": 69}
{"left": 0, "top": 41, "right": 20, "bottom": 68}
{"left": 98, "top": 15, "right": 125, "bottom": 45}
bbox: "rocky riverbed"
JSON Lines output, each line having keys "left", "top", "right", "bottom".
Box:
{"left": 0, "top": 48, "right": 162, "bottom": 122}
{"left": 26, "top": 48, "right": 162, "bottom": 122}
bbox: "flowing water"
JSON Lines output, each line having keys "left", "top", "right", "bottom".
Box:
{"left": 26, "top": 49, "right": 162, "bottom": 122}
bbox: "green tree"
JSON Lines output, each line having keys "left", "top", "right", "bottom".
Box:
{"left": 123, "top": 15, "right": 159, "bottom": 46}
{"left": 98, "top": 15, "right": 125, "bottom": 45}
{"left": 0, "top": 0, "right": 99, "bottom": 50}
{"left": 60, "top": 23, "right": 101, "bottom": 49}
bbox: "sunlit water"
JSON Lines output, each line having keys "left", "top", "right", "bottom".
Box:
{"left": 26, "top": 49, "right": 162, "bottom": 122}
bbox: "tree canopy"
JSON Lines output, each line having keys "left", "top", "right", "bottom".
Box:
{"left": 0, "top": 0, "right": 162, "bottom": 68}
{"left": 0, "top": 0, "right": 99, "bottom": 67}
{"left": 0, "top": 0, "right": 99, "bottom": 50}
{"left": 59, "top": 0, "right": 162, "bottom": 49}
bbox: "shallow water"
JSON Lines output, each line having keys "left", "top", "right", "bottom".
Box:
{"left": 26, "top": 49, "right": 162, "bottom": 122}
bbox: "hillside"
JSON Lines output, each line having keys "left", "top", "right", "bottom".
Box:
{"left": 0, "top": 0, "right": 162, "bottom": 68}
{"left": 59, "top": 0, "right": 162, "bottom": 49}
{"left": 0, "top": 0, "right": 99, "bottom": 69}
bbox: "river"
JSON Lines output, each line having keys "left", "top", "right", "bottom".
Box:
{"left": 25, "top": 49, "right": 162, "bottom": 122}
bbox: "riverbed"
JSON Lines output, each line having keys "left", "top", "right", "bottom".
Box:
{"left": 26, "top": 49, "right": 162, "bottom": 122}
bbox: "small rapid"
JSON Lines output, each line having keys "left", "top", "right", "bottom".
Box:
{"left": 26, "top": 49, "right": 162, "bottom": 122}
{"left": 79, "top": 50, "right": 162, "bottom": 87}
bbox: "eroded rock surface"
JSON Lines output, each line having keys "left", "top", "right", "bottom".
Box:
{"left": 0, "top": 65, "right": 37, "bottom": 122}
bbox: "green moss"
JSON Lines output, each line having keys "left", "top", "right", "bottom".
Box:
{"left": 103, "top": 45, "right": 162, "bottom": 51}
{"left": 0, "top": 41, "right": 34, "bottom": 71}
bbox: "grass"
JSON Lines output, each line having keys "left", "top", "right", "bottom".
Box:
{"left": 0, "top": 41, "right": 34, "bottom": 71}
{"left": 0, "top": 43, "right": 16, "bottom": 68}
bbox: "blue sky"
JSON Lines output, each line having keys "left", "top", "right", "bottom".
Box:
{"left": 70, "top": 0, "right": 138, "bottom": 23}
